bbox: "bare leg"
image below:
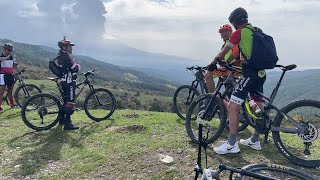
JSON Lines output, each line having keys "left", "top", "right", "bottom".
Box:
{"left": 204, "top": 71, "right": 215, "bottom": 93}
{"left": 0, "top": 86, "right": 5, "bottom": 109}
{"left": 227, "top": 101, "right": 240, "bottom": 144}
{"left": 7, "top": 85, "right": 14, "bottom": 106}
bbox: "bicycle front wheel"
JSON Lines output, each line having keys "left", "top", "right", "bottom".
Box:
{"left": 173, "top": 85, "right": 200, "bottom": 120}
{"left": 185, "top": 93, "right": 227, "bottom": 144}
{"left": 272, "top": 100, "right": 320, "bottom": 168}
{"left": 14, "top": 84, "right": 42, "bottom": 108}
{"left": 238, "top": 163, "right": 317, "bottom": 180}
{"left": 21, "top": 93, "right": 61, "bottom": 130}
{"left": 84, "top": 88, "right": 116, "bottom": 122}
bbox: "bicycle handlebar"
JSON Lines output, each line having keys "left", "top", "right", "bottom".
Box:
{"left": 15, "top": 67, "right": 26, "bottom": 75}
{"left": 186, "top": 65, "right": 208, "bottom": 71}
{"left": 82, "top": 69, "right": 95, "bottom": 77}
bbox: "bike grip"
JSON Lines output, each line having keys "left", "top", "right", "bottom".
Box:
{"left": 218, "top": 164, "right": 227, "bottom": 170}
{"left": 207, "top": 63, "right": 217, "bottom": 71}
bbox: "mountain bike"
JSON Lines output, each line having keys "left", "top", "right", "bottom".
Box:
{"left": 173, "top": 65, "right": 208, "bottom": 120}
{"left": 194, "top": 119, "right": 317, "bottom": 179}
{"left": 21, "top": 69, "right": 116, "bottom": 131}
{"left": 185, "top": 63, "right": 249, "bottom": 143}
{"left": 188, "top": 62, "right": 320, "bottom": 168}
{"left": 2, "top": 68, "right": 42, "bottom": 107}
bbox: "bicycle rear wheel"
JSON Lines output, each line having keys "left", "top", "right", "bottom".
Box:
{"left": 14, "top": 84, "right": 42, "bottom": 108}
{"left": 21, "top": 93, "right": 61, "bottom": 130}
{"left": 84, "top": 88, "right": 116, "bottom": 122}
{"left": 185, "top": 93, "right": 227, "bottom": 144}
{"left": 238, "top": 163, "right": 317, "bottom": 180}
{"left": 272, "top": 100, "right": 320, "bottom": 168}
{"left": 173, "top": 85, "right": 200, "bottom": 120}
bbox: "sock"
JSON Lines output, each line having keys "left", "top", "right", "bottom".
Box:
{"left": 251, "top": 133, "right": 260, "bottom": 143}
{"left": 228, "top": 134, "right": 237, "bottom": 146}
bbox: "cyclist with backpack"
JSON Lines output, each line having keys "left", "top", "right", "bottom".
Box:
{"left": 0, "top": 43, "right": 18, "bottom": 113}
{"left": 212, "top": 7, "right": 278, "bottom": 154}
{"left": 53, "top": 37, "right": 80, "bottom": 130}
{"left": 205, "top": 24, "right": 242, "bottom": 94}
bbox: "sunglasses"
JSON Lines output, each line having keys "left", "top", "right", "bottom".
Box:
{"left": 5, "top": 49, "right": 13, "bottom": 52}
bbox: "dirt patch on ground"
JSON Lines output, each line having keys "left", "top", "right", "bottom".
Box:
{"left": 116, "top": 125, "right": 146, "bottom": 133}
{"left": 122, "top": 114, "right": 139, "bottom": 119}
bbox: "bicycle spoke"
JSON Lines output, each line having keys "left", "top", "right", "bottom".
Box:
{"left": 84, "top": 89, "right": 116, "bottom": 121}
{"left": 22, "top": 94, "right": 60, "bottom": 130}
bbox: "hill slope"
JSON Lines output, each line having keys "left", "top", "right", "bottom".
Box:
{"left": 0, "top": 108, "right": 319, "bottom": 179}
{"left": 0, "top": 39, "right": 177, "bottom": 96}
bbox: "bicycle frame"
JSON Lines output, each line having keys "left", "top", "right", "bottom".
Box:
{"left": 184, "top": 66, "right": 208, "bottom": 106}
{"left": 51, "top": 73, "right": 95, "bottom": 103}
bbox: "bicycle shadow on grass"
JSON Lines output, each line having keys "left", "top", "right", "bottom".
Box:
{"left": 7, "top": 122, "right": 104, "bottom": 178}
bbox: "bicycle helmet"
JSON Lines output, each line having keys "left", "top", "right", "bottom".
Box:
{"left": 3, "top": 43, "right": 14, "bottom": 51}
{"left": 228, "top": 7, "right": 248, "bottom": 24}
{"left": 58, "top": 36, "right": 75, "bottom": 49}
{"left": 219, "top": 24, "right": 232, "bottom": 33}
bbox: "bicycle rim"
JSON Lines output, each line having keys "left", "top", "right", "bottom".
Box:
{"left": 15, "top": 84, "right": 42, "bottom": 108}
{"left": 239, "top": 163, "right": 317, "bottom": 180}
{"left": 173, "top": 85, "right": 200, "bottom": 120}
{"left": 185, "top": 93, "right": 226, "bottom": 144}
{"left": 21, "top": 93, "right": 61, "bottom": 130}
{"left": 84, "top": 88, "right": 116, "bottom": 122}
{"left": 272, "top": 100, "right": 320, "bottom": 168}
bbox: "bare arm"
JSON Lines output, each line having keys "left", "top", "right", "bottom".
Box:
{"left": 211, "top": 45, "right": 232, "bottom": 64}
{"left": 0, "top": 55, "right": 10, "bottom": 62}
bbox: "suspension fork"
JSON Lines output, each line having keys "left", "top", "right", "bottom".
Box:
{"left": 185, "top": 80, "right": 198, "bottom": 105}
{"left": 88, "top": 83, "right": 103, "bottom": 105}
{"left": 201, "top": 81, "right": 224, "bottom": 119}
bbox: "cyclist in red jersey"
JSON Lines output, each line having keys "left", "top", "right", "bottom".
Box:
{"left": 212, "top": 7, "right": 267, "bottom": 154}
{"left": 205, "top": 24, "right": 242, "bottom": 94}
{"left": 0, "top": 43, "right": 18, "bottom": 113}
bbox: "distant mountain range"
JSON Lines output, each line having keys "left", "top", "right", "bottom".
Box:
{"left": 0, "top": 39, "right": 179, "bottom": 96}
{"left": 73, "top": 39, "right": 200, "bottom": 83}
{"left": 1, "top": 38, "right": 319, "bottom": 107}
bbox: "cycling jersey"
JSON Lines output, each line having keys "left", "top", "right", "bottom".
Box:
{"left": 0, "top": 53, "right": 16, "bottom": 75}
{"left": 228, "top": 24, "right": 254, "bottom": 61}
{"left": 56, "top": 51, "right": 79, "bottom": 83}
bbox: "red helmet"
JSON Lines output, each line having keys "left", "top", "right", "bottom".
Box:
{"left": 219, "top": 24, "right": 232, "bottom": 33}
{"left": 58, "top": 36, "right": 75, "bottom": 49}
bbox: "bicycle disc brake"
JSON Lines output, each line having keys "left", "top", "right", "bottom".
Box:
{"left": 298, "top": 122, "right": 318, "bottom": 143}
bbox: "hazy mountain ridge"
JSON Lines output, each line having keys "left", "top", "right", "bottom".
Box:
{"left": 0, "top": 39, "right": 178, "bottom": 96}
{"left": 1, "top": 38, "right": 320, "bottom": 108}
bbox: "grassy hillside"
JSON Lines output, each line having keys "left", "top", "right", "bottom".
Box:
{"left": 0, "top": 107, "right": 319, "bottom": 179}
{"left": 264, "top": 69, "right": 320, "bottom": 107}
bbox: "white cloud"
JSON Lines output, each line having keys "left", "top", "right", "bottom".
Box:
{"left": 103, "top": 0, "right": 320, "bottom": 67}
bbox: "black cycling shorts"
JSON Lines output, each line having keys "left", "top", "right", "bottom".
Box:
{"left": 1, "top": 74, "right": 15, "bottom": 88}
{"left": 229, "top": 67, "right": 266, "bottom": 105}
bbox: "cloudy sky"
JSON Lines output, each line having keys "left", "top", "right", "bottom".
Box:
{"left": 102, "top": 0, "right": 320, "bottom": 69}
{"left": 1, "top": 0, "right": 319, "bottom": 69}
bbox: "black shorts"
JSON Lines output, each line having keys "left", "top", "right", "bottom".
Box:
{"left": 229, "top": 67, "right": 266, "bottom": 105}
{"left": 0, "top": 74, "right": 15, "bottom": 88}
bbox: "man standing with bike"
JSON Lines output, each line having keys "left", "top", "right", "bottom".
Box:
{"left": 54, "top": 37, "right": 80, "bottom": 130}
{"left": 212, "top": 7, "right": 266, "bottom": 154}
{"left": 0, "top": 43, "right": 18, "bottom": 113}
{"left": 205, "top": 24, "right": 242, "bottom": 93}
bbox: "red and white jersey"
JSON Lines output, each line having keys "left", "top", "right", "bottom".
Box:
{"left": 0, "top": 53, "right": 16, "bottom": 75}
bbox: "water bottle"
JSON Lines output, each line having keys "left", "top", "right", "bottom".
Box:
{"left": 249, "top": 99, "right": 262, "bottom": 116}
